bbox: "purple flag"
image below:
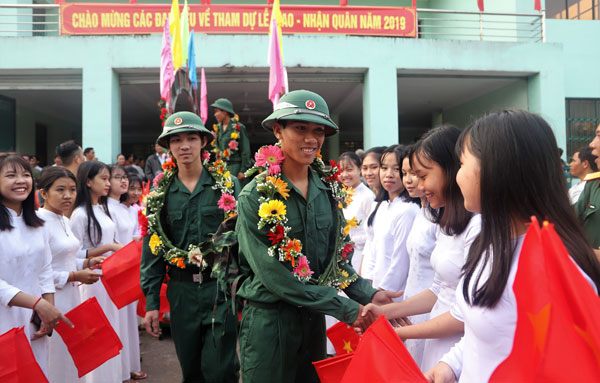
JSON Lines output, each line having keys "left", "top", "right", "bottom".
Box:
{"left": 160, "top": 18, "right": 175, "bottom": 99}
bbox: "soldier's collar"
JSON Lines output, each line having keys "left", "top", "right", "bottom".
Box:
{"left": 584, "top": 171, "right": 600, "bottom": 182}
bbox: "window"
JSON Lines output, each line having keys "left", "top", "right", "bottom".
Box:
{"left": 547, "top": 0, "right": 598, "bottom": 19}
{"left": 566, "top": 99, "right": 600, "bottom": 159}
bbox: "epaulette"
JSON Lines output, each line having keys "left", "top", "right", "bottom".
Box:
{"left": 584, "top": 172, "right": 600, "bottom": 182}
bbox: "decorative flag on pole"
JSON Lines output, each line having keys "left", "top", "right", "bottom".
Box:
{"left": 313, "top": 353, "right": 354, "bottom": 383}
{"left": 478, "top": 0, "right": 484, "bottom": 12}
{"left": 267, "top": 0, "right": 286, "bottom": 108}
{"left": 326, "top": 321, "right": 361, "bottom": 356}
{"left": 490, "top": 217, "right": 600, "bottom": 381}
{"left": 339, "top": 0, "right": 348, "bottom": 6}
{"left": 341, "top": 316, "right": 427, "bottom": 382}
{"left": 0, "top": 327, "right": 48, "bottom": 383}
{"left": 55, "top": 297, "right": 123, "bottom": 378}
{"left": 160, "top": 17, "right": 175, "bottom": 99}
{"left": 170, "top": 0, "right": 182, "bottom": 69}
{"left": 181, "top": 0, "right": 190, "bottom": 65}
{"left": 534, "top": 0, "right": 541, "bottom": 11}
{"left": 188, "top": 30, "right": 197, "bottom": 88}
{"left": 101, "top": 240, "right": 144, "bottom": 309}
{"left": 200, "top": 67, "right": 208, "bottom": 124}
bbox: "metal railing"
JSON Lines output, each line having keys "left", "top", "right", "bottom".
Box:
{"left": 0, "top": 4, "right": 59, "bottom": 35}
{"left": 416, "top": 8, "right": 545, "bottom": 42}
{"left": 0, "top": 4, "right": 544, "bottom": 42}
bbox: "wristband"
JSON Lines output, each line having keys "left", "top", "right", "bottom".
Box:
{"left": 32, "top": 297, "right": 42, "bottom": 310}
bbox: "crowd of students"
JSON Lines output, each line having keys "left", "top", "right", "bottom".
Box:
{"left": 1, "top": 95, "right": 600, "bottom": 383}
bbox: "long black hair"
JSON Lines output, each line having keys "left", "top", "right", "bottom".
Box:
{"left": 367, "top": 145, "right": 420, "bottom": 227}
{"left": 411, "top": 125, "right": 472, "bottom": 236}
{"left": 459, "top": 110, "right": 600, "bottom": 307}
{"left": 74, "top": 160, "right": 111, "bottom": 246}
{"left": 0, "top": 155, "right": 44, "bottom": 231}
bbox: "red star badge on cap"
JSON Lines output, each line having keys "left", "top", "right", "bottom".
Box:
{"left": 305, "top": 100, "right": 316, "bottom": 110}
{"left": 174, "top": 117, "right": 183, "bottom": 125}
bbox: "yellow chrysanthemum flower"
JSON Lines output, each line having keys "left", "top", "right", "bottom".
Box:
{"left": 259, "top": 200, "right": 287, "bottom": 220}
{"left": 224, "top": 171, "right": 231, "bottom": 179}
{"left": 347, "top": 217, "right": 358, "bottom": 229}
{"left": 230, "top": 132, "right": 239, "bottom": 139}
{"left": 225, "top": 179, "right": 233, "bottom": 188}
{"left": 149, "top": 234, "right": 162, "bottom": 255}
{"left": 267, "top": 176, "right": 290, "bottom": 199}
{"left": 339, "top": 270, "right": 350, "bottom": 289}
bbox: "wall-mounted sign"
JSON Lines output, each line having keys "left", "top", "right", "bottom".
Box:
{"left": 60, "top": 4, "right": 416, "bottom": 37}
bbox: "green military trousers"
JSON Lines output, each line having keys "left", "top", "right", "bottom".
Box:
{"left": 239, "top": 301, "right": 327, "bottom": 383}
{"left": 166, "top": 279, "right": 239, "bottom": 383}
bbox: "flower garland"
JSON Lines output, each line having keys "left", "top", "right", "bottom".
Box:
{"left": 145, "top": 152, "right": 237, "bottom": 269}
{"left": 244, "top": 143, "right": 358, "bottom": 290}
{"left": 212, "top": 114, "right": 241, "bottom": 162}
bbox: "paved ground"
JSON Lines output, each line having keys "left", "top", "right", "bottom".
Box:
{"left": 139, "top": 328, "right": 182, "bottom": 382}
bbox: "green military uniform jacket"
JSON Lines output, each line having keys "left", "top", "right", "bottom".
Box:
{"left": 141, "top": 167, "right": 239, "bottom": 309}
{"left": 574, "top": 173, "right": 600, "bottom": 249}
{"left": 236, "top": 169, "right": 378, "bottom": 324}
{"left": 214, "top": 120, "right": 252, "bottom": 177}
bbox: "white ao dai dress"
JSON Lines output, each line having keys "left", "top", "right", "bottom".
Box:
{"left": 403, "top": 207, "right": 438, "bottom": 369}
{"left": 0, "top": 208, "right": 54, "bottom": 374}
{"left": 421, "top": 214, "right": 481, "bottom": 371}
{"left": 37, "top": 208, "right": 86, "bottom": 383}
{"left": 342, "top": 183, "right": 375, "bottom": 271}
{"left": 107, "top": 198, "right": 141, "bottom": 379}
{"left": 70, "top": 204, "right": 122, "bottom": 383}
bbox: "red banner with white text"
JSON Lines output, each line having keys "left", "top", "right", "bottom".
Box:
{"left": 60, "top": 3, "right": 416, "bottom": 37}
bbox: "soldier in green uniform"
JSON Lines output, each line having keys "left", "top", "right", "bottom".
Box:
{"left": 140, "top": 111, "right": 239, "bottom": 383}
{"left": 235, "top": 90, "right": 402, "bottom": 383}
{"left": 211, "top": 98, "right": 252, "bottom": 184}
{"left": 575, "top": 123, "right": 600, "bottom": 252}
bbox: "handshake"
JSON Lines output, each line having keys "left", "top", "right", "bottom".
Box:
{"left": 351, "top": 289, "right": 407, "bottom": 334}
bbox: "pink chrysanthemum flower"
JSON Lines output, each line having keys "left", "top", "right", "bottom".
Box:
{"left": 255, "top": 145, "right": 284, "bottom": 176}
{"left": 152, "top": 172, "right": 164, "bottom": 187}
{"left": 217, "top": 193, "right": 236, "bottom": 211}
{"left": 201, "top": 151, "right": 211, "bottom": 162}
{"left": 293, "top": 256, "right": 314, "bottom": 278}
{"left": 228, "top": 140, "right": 238, "bottom": 150}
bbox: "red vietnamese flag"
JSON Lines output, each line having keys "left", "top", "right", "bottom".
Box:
{"left": 55, "top": 297, "right": 123, "bottom": 378}
{"left": 342, "top": 316, "right": 427, "bottom": 382}
{"left": 136, "top": 282, "right": 170, "bottom": 321}
{"left": 490, "top": 218, "right": 600, "bottom": 381}
{"left": 0, "top": 327, "right": 48, "bottom": 383}
{"left": 326, "top": 321, "right": 361, "bottom": 355}
{"left": 534, "top": 0, "right": 541, "bottom": 11}
{"left": 101, "top": 240, "right": 144, "bottom": 309}
{"left": 478, "top": 0, "right": 484, "bottom": 11}
{"left": 312, "top": 353, "right": 353, "bottom": 383}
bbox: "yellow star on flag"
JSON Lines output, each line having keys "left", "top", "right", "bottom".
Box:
{"left": 527, "top": 303, "right": 550, "bottom": 353}
{"left": 342, "top": 339, "right": 353, "bottom": 353}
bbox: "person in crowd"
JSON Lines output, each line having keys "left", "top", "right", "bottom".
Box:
{"left": 235, "top": 90, "right": 400, "bottom": 383}
{"left": 122, "top": 172, "right": 143, "bottom": 237}
{"left": 141, "top": 111, "right": 240, "bottom": 382}
{"left": 362, "top": 125, "right": 481, "bottom": 372}
{"left": 106, "top": 165, "right": 146, "bottom": 382}
{"left": 116, "top": 153, "right": 127, "bottom": 166}
{"left": 84, "top": 147, "right": 95, "bottom": 161}
{"left": 52, "top": 154, "right": 62, "bottom": 167}
{"left": 361, "top": 146, "right": 385, "bottom": 195}
{"left": 575, "top": 123, "right": 600, "bottom": 254}
{"left": 145, "top": 143, "right": 166, "bottom": 181}
{"left": 29, "top": 154, "right": 43, "bottom": 172}
{"left": 57, "top": 140, "right": 85, "bottom": 178}
{"left": 70, "top": 160, "right": 124, "bottom": 383}
{"left": 37, "top": 166, "right": 107, "bottom": 382}
{"left": 129, "top": 156, "right": 145, "bottom": 180}
{"left": 362, "top": 145, "right": 420, "bottom": 294}
{"left": 426, "top": 110, "right": 600, "bottom": 382}
{"left": 337, "top": 151, "right": 375, "bottom": 272}
{"left": 211, "top": 98, "right": 252, "bottom": 184}
{"left": 0, "top": 155, "right": 73, "bottom": 375}
{"left": 401, "top": 145, "right": 438, "bottom": 369}
{"left": 568, "top": 146, "right": 598, "bottom": 204}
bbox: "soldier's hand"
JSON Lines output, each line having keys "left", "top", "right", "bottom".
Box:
{"left": 143, "top": 310, "right": 162, "bottom": 338}
{"left": 371, "top": 289, "right": 403, "bottom": 305}
{"left": 352, "top": 304, "right": 377, "bottom": 334}
{"left": 237, "top": 172, "right": 245, "bottom": 180}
